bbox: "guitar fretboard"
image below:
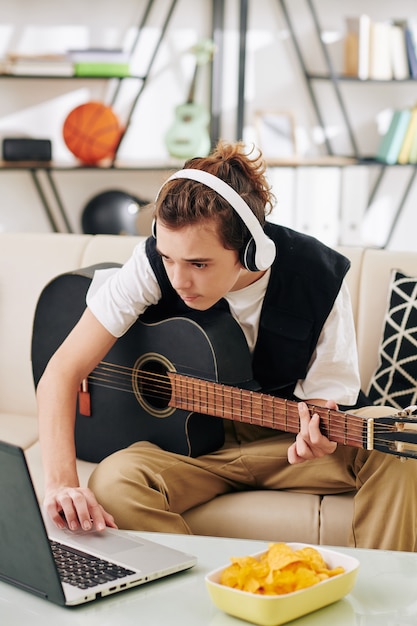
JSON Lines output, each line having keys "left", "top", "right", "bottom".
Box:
{"left": 168, "top": 372, "right": 369, "bottom": 449}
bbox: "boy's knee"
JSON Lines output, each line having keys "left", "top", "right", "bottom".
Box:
{"left": 88, "top": 450, "right": 133, "bottom": 502}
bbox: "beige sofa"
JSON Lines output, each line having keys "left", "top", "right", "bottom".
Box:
{"left": 1, "top": 232, "right": 416, "bottom": 546}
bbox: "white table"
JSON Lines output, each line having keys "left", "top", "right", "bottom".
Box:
{"left": 2, "top": 532, "right": 417, "bottom": 625}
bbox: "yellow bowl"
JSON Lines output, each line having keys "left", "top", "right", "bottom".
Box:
{"left": 205, "top": 543, "right": 359, "bottom": 626}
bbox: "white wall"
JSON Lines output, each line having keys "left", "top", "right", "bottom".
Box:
{"left": 1, "top": 0, "right": 417, "bottom": 251}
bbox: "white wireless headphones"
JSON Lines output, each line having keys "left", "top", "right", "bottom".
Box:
{"left": 153, "top": 169, "right": 276, "bottom": 272}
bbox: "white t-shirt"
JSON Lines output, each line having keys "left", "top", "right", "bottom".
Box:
{"left": 87, "top": 239, "right": 360, "bottom": 406}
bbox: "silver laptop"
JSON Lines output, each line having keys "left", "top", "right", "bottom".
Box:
{"left": 0, "top": 440, "right": 197, "bottom": 606}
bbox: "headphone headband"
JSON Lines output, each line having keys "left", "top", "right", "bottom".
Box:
{"left": 155, "top": 169, "right": 276, "bottom": 271}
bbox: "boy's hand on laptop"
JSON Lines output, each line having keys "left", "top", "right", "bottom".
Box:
{"left": 45, "top": 486, "right": 118, "bottom": 532}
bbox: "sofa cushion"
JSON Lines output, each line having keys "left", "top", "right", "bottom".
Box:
{"left": 0, "top": 233, "right": 94, "bottom": 418}
{"left": 183, "top": 491, "right": 321, "bottom": 544}
{"left": 319, "top": 493, "right": 355, "bottom": 546}
{"left": 367, "top": 270, "right": 417, "bottom": 409}
{"left": 0, "top": 412, "right": 38, "bottom": 449}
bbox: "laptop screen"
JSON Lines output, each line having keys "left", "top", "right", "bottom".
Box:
{"left": 0, "top": 441, "right": 65, "bottom": 605}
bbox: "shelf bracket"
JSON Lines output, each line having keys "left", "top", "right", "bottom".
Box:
{"left": 29, "top": 169, "right": 60, "bottom": 233}
{"left": 236, "top": 0, "right": 248, "bottom": 141}
{"left": 210, "top": 0, "right": 225, "bottom": 146}
{"left": 278, "top": 0, "right": 332, "bottom": 154}
{"left": 111, "top": 0, "right": 179, "bottom": 162}
{"left": 306, "top": 0, "right": 360, "bottom": 157}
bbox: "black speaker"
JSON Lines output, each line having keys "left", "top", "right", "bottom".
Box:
{"left": 2, "top": 138, "right": 52, "bottom": 161}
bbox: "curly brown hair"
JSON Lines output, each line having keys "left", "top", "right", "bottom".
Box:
{"left": 155, "top": 140, "right": 275, "bottom": 252}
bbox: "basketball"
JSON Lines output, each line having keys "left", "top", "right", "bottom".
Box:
{"left": 62, "top": 101, "right": 123, "bottom": 164}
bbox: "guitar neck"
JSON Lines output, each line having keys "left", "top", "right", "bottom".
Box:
{"left": 186, "top": 64, "right": 199, "bottom": 104}
{"left": 168, "top": 372, "right": 369, "bottom": 450}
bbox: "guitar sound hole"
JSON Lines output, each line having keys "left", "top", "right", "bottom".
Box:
{"left": 140, "top": 361, "right": 169, "bottom": 408}
{"left": 131, "top": 356, "right": 175, "bottom": 419}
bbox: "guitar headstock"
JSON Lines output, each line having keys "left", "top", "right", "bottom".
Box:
{"left": 190, "top": 38, "right": 216, "bottom": 66}
{"left": 374, "top": 408, "right": 417, "bottom": 459}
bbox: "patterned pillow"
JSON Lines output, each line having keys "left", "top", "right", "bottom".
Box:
{"left": 368, "top": 270, "right": 417, "bottom": 409}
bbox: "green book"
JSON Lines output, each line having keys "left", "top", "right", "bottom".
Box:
{"left": 74, "top": 62, "right": 130, "bottom": 77}
{"left": 376, "top": 109, "right": 412, "bottom": 164}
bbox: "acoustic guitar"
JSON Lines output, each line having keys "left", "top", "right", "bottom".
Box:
{"left": 165, "top": 38, "right": 216, "bottom": 160}
{"left": 31, "top": 264, "right": 417, "bottom": 463}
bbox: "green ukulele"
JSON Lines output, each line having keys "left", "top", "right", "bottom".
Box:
{"left": 165, "top": 39, "right": 216, "bottom": 160}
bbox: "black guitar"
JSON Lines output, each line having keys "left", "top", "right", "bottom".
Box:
{"left": 32, "top": 265, "right": 417, "bottom": 463}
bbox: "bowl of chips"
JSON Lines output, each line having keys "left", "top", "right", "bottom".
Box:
{"left": 205, "top": 542, "right": 359, "bottom": 626}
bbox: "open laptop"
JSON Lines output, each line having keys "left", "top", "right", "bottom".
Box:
{"left": 0, "top": 440, "right": 197, "bottom": 606}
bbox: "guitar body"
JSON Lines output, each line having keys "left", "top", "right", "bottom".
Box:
{"left": 31, "top": 265, "right": 256, "bottom": 462}
{"left": 165, "top": 102, "right": 211, "bottom": 159}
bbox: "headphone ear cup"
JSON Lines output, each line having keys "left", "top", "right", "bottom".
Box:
{"left": 240, "top": 237, "right": 258, "bottom": 272}
{"left": 151, "top": 218, "right": 157, "bottom": 239}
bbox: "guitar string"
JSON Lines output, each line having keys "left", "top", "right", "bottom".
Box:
{"left": 90, "top": 360, "right": 375, "bottom": 433}
{"left": 88, "top": 373, "right": 401, "bottom": 450}
{"left": 91, "top": 360, "right": 370, "bottom": 434}
{"left": 84, "top": 362, "right": 407, "bottom": 448}
{"left": 169, "top": 379, "right": 396, "bottom": 445}
{"left": 89, "top": 363, "right": 396, "bottom": 440}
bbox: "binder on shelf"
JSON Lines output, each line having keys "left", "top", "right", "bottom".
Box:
{"left": 340, "top": 166, "right": 369, "bottom": 246}
{"left": 369, "top": 20, "right": 393, "bottom": 80}
{"left": 358, "top": 14, "right": 371, "bottom": 80}
{"left": 343, "top": 14, "right": 371, "bottom": 79}
{"left": 405, "top": 19, "right": 417, "bottom": 78}
{"left": 375, "top": 108, "right": 412, "bottom": 164}
{"left": 344, "top": 17, "right": 360, "bottom": 76}
{"left": 390, "top": 21, "right": 410, "bottom": 80}
{"left": 294, "top": 167, "right": 340, "bottom": 246}
{"left": 267, "top": 167, "right": 296, "bottom": 229}
{"left": 398, "top": 108, "right": 417, "bottom": 163}
{"left": 344, "top": 14, "right": 371, "bottom": 80}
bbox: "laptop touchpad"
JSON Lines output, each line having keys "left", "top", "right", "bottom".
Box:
{"left": 66, "top": 531, "right": 144, "bottom": 555}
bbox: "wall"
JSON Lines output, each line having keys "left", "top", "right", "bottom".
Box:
{"left": 0, "top": 0, "right": 416, "bottom": 251}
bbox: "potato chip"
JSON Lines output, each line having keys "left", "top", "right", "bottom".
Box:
{"left": 220, "top": 543, "right": 345, "bottom": 596}
{"left": 266, "top": 542, "right": 303, "bottom": 570}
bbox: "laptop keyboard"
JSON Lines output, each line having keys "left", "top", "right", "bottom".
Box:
{"left": 50, "top": 540, "right": 135, "bottom": 589}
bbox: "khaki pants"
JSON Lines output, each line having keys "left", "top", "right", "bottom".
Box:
{"left": 89, "top": 405, "right": 417, "bottom": 551}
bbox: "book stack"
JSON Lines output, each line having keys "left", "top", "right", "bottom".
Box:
{"left": 3, "top": 53, "right": 74, "bottom": 76}
{"left": 344, "top": 15, "right": 417, "bottom": 80}
{"left": 376, "top": 107, "right": 417, "bottom": 164}
{"left": 68, "top": 49, "right": 131, "bottom": 77}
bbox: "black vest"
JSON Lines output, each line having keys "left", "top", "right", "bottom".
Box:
{"left": 143, "top": 223, "right": 350, "bottom": 398}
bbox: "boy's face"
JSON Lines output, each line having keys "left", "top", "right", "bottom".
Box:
{"left": 155, "top": 220, "right": 243, "bottom": 310}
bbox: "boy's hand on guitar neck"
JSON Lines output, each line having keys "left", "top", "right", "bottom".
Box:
{"left": 287, "top": 400, "right": 338, "bottom": 465}
{"left": 44, "top": 485, "right": 118, "bottom": 533}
